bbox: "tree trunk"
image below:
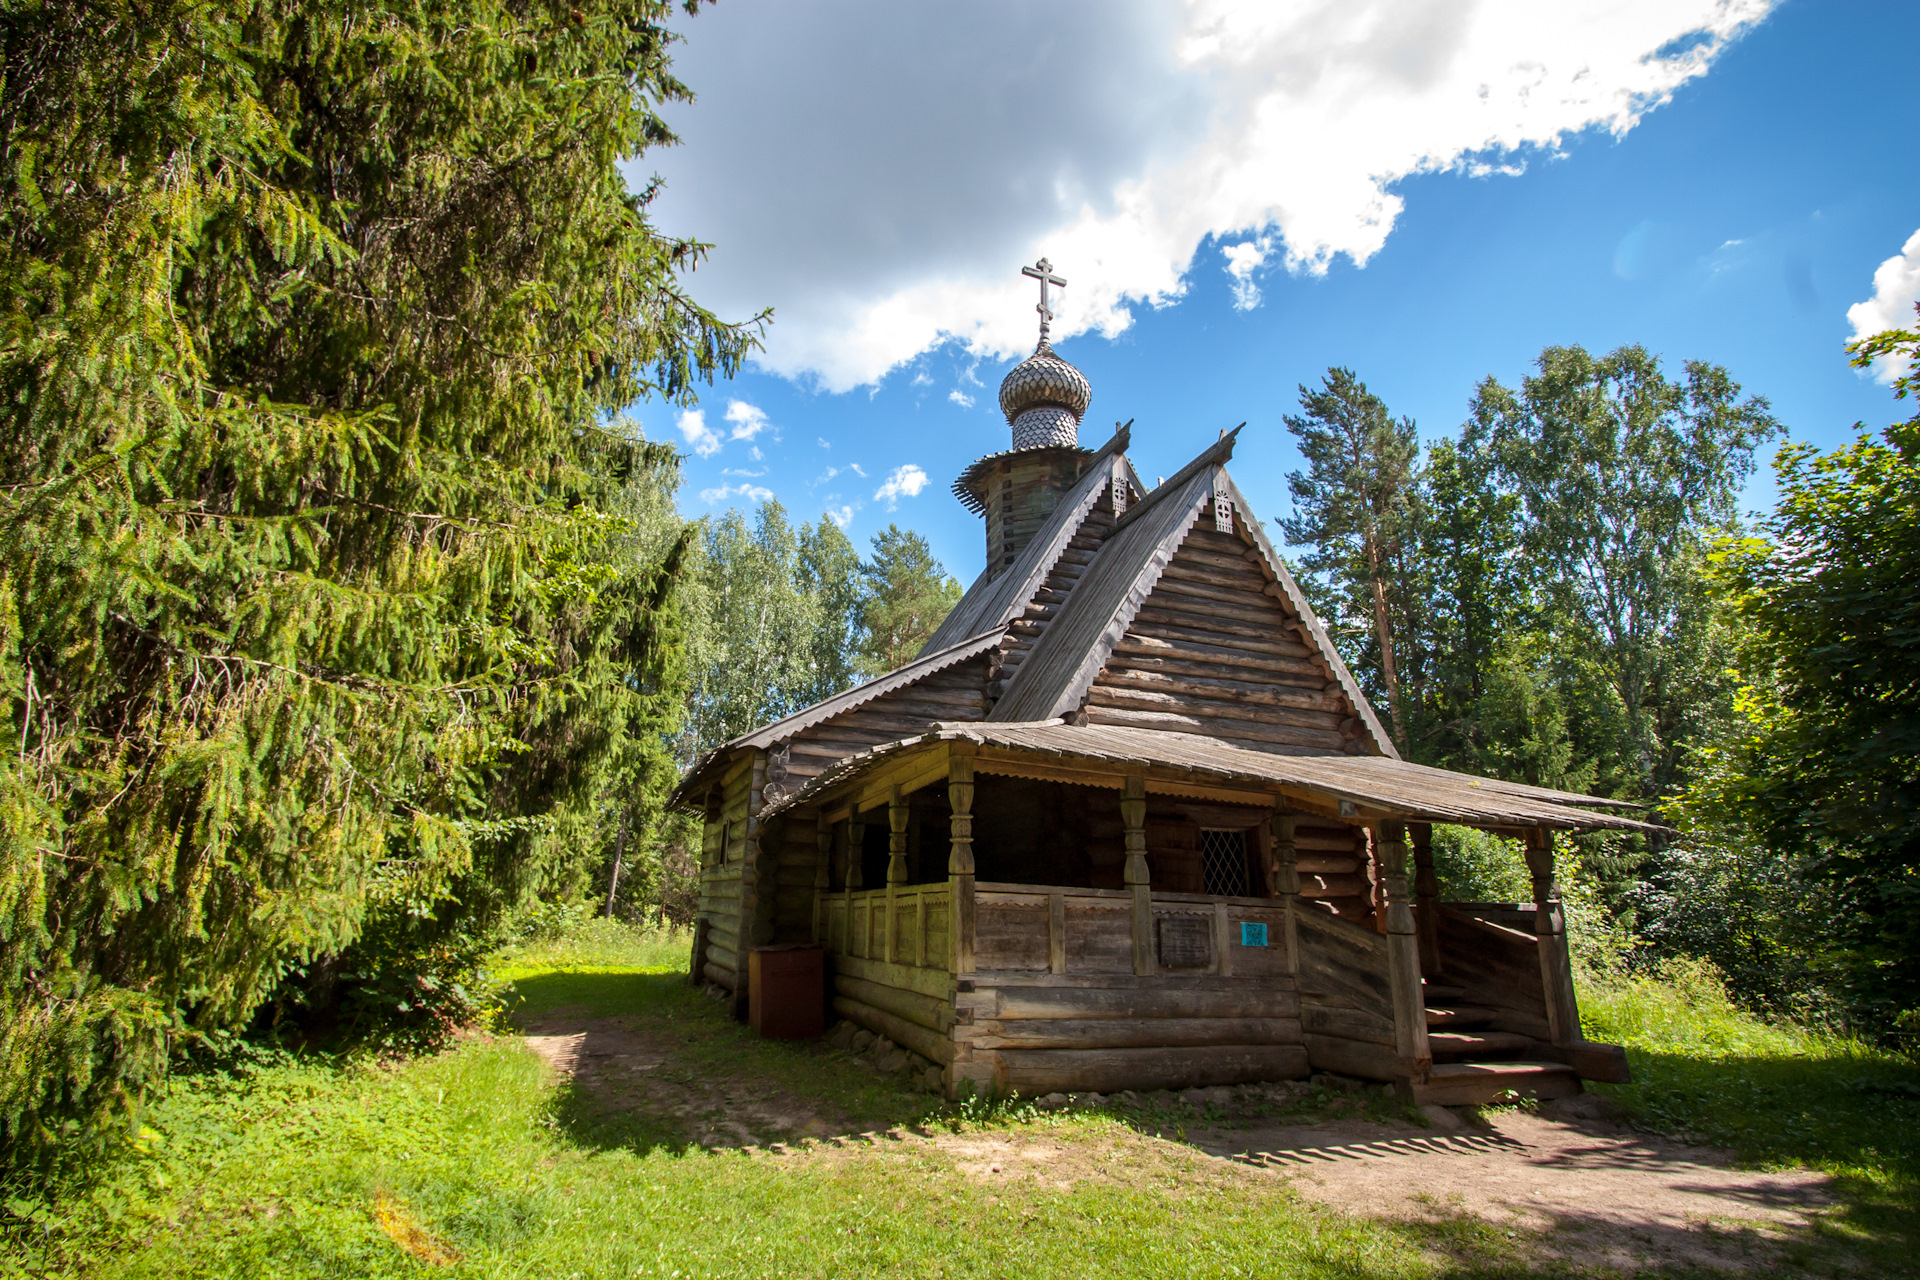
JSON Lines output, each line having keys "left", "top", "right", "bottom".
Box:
{"left": 1365, "top": 538, "right": 1406, "bottom": 749}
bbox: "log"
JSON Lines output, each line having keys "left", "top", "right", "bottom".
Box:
{"left": 1096, "top": 667, "right": 1344, "bottom": 712}
{"left": 835, "top": 974, "right": 952, "bottom": 1033}
{"left": 1112, "top": 630, "right": 1320, "bottom": 671}
{"left": 1137, "top": 591, "right": 1297, "bottom": 633}
{"left": 1152, "top": 575, "right": 1291, "bottom": 615}
{"left": 703, "top": 961, "right": 738, "bottom": 990}
{"left": 1084, "top": 706, "right": 1347, "bottom": 751}
{"left": 833, "top": 952, "right": 954, "bottom": 1002}
{"left": 969, "top": 1016, "right": 1304, "bottom": 1050}
{"left": 996, "top": 1044, "right": 1309, "bottom": 1094}
{"left": 1304, "top": 1034, "right": 1407, "bottom": 1082}
{"left": 990, "top": 984, "right": 1300, "bottom": 1020}
{"left": 833, "top": 995, "right": 955, "bottom": 1065}
{"left": 1298, "top": 872, "right": 1370, "bottom": 898}
{"left": 1157, "top": 560, "right": 1268, "bottom": 592}
{"left": 1176, "top": 544, "right": 1274, "bottom": 575}
{"left": 1294, "top": 856, "right": 1360, "bottom": 875}
{"left": 1302, "top": 1004, "right": 1397, "bottom": 1045}
{"left": 1529, "top": 1039, "right": 1631, "bottom": 1084}
{"left": 1086, "top": 685, "right": 1346, "bottom": 734}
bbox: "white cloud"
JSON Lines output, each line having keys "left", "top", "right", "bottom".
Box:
{"left": 699, "top": 481, "right": 775, "bottom": 505}
{"left": 874, "top": 464, "right": 930, "bottom": 510}
{"left": 1846, "top": 227, "right": 1920, "bottom": 385}
{"left": 648, "top": 0, "right": 1772, "bottom": 392}
{"left": 848, "top": 463, "right": 867, "bottom": 478}
{"left": 826, "top": 505, "right": 854, "bottom": 528}
{"left": 1221, "top": 236, "right": 1273, "bottom": 310}
{"left": 948, "top": 389, "right": 975, "bottom": 409}
{"left": 724, "top": 399, "right": 770, "bottom": 440}
{"left": 817, "top": 437, "right": 832, "bottom": 449}
{"left": 749, "top": 445, "right": 763, "bottom": 461}
{"left": 721, "top": 466, "right": 768, "bottom": 477}
{"left": 677, "top": 407, "right": 721, "bottom": 458}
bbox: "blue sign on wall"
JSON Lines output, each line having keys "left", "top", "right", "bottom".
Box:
{"left": 1239, "top": 921, "right": 1268, "bottom": 947}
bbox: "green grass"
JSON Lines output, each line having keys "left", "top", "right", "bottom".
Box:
{"left": 6, "top": 922, "right": 1913, "bottom": 1278}
{"left": 1578, "top": 956, "right": 1920, "bottom": 1267}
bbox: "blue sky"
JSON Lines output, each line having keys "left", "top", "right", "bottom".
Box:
{"left": 634, "top": 0, "right": 1918, "bottom": 583}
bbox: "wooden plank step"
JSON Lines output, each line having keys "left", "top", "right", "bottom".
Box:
{"left": 1422, "top": 984, "right": 1467, "bottom": 1000}
{"left": 1412, "top": 1061, "right": 1581, "bottom": 1107}
{"left": 1424, "top": 1005, "right": 1497, "bottom": 1029}
{"left": 1428, "top": 1031, "right": 1535, "bottom": 1058}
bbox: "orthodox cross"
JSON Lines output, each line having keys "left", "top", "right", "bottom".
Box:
{"left": 1021, "top": 258, "right": 1066, "bottom": 342}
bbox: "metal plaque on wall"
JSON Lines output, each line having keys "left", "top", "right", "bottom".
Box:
{"left": 1156, "top": 914, "right": 1212, "bottom": 968}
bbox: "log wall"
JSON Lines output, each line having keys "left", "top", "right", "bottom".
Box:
{"left": 1086, "top": 522, "right": 1365, "bottom": 754}
{"left": 1293, "top": 904, "right": 1404, "bottom": 1081}
{"left": 694, "top": 762, "right": 756, "bottom": 992}
{"left": 782, "top": 656, "right": 991, "bottom": 787}
{"left": 953, "top": 883, "right": 1306, "bottom": 1095}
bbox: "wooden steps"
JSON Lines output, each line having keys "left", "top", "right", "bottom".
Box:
{"left": 1412, "top": 1061, "right": 1581, "bottom": 1106}
{"left": 1418, "top": 979, "right": 1583, "bottom": 1103}
{"left": 1427, "top": 1030, "right": 1535, "bottom": 1058}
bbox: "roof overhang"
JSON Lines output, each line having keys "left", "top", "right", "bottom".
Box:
{"left": 759, "top": 721, "right": 1666, "bottom": 834}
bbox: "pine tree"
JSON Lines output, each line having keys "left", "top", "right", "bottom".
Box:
{"left": 858, "top": 526, "right": 961, "bottom": 677}
{"left": 0, "top": 0, "right": 755, "bottom": 1153}
{"left": 1281, "top": 368, "right": 1423, "bottom": 750}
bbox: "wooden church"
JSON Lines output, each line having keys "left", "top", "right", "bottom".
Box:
{"left": 670, "top": 261, "right": 1644, "bottom": 1104}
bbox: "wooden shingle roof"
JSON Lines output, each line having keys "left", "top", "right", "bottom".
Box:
{"left": 760, "top": 721, "right": 1661, "bottom": 833}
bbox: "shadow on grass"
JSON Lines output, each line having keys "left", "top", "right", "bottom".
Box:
{"left": 504, "top": 968, "right": 941, "bottom": 1158}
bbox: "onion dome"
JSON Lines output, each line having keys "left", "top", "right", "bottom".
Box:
{"left": 998, "top": 338, "right": 1091, "bottom": 449}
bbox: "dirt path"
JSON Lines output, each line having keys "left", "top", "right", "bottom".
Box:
{"left": 1188, "top": 1102, "right": 1835, "bottom": 1272}
{"left": 522, "top": 1013, "right": 853, "bottom": 1148}
{"left": 523, "top": 1016, "right": 1838, "bottom": 1272}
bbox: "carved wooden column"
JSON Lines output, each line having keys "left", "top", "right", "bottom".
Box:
{"left": 1123, "top": 775, "right": 1153, "bottom": 976}
{"left": 844, "top": 814, "right": 865, "bottom": 956}
{"left": 1270, "top": 800, "right": 1300, "bottom": 975}
{"left": 885, "top": 784, "right": 908, "bottom": 963}
{"left": 813, "top": 812, "right": 832, "bottom": 945}
{"left": 1411, "top": 822, "right": 1441, "bottom": 976}
{"left": 1377, "top": 820, "right": 1431, "bottom": 1079}
{"left": 1524, "top": 828, "right": 1582, "bottom": 1046}
{"left": 948, "top": 746, "right": 976, "bottom": 975}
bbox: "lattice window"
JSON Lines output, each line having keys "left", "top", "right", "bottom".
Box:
{"left": 1212, "top": 488, "right": 1234, "bottom": 533}
{"left": 1201, "top": 828, "right": 1249, "bottom": 897}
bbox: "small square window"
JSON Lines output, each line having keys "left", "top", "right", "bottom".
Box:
{"left": 1201, "top": 828, "right": 1249, "bottom": 897}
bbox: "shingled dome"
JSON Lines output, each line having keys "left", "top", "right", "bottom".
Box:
{"left": 998, "top": 339, "right": 1091, "bottom": 449}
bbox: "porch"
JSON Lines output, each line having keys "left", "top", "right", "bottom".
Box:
{"left": 710, "top": 721, "right": 1645, "bottom": 1103}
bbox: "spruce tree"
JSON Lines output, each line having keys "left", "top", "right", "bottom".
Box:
{"left": 0, "top": 0, "right": 754, "bottom": 1151}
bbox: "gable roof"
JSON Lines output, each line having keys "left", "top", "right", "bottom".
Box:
{"left": 916, "top": 423, "right": 1135, "bottom": 658}
{"left": 983, "top": 430, "right": 1395, "bottom": 757}
{"left": 986, "top": 430, "right": 1232, "bottom": 722}
{"left": 666, "top": 627, "right": 1005, "bottom": 807}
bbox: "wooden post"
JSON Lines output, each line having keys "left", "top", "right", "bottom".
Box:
{"left": 813, "top": 811, "right": 832, "bottom": 944}
{"left": 1525, "top": 828, "right": 1582, "bottom": 1046}
{"left": 948, "top": 747, "right": 976, "bottom": 976}
{"left": 845, "top": 814, "right": 864, "bottom": 958}
{"left": 1123, "top": 775, "right": 1153, "bottom": 977}
{"left": 885, "top": 785, "right": 908, "bottom": 963}
{"left": 1271, "top": 801, "right": 1300, "bottom": 975}
{"left": 1411, "top": 821, "right": 1441, "bottom": 976}
{"left": 1378, "top": 820, "right": 1431, "bottom": 1078}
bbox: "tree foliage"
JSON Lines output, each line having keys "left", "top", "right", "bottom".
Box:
{"left": 1281, "top": 368, "right": 1421, "bottom": 748}
{"left": 0, "top": 0, "right": 753, "bottom": 1153}
{"left": 1677, "top": 322, "right": 1920, "bottom": 1024}
{"left": 857, "top": 525, "right": 962, "bottom": 678}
